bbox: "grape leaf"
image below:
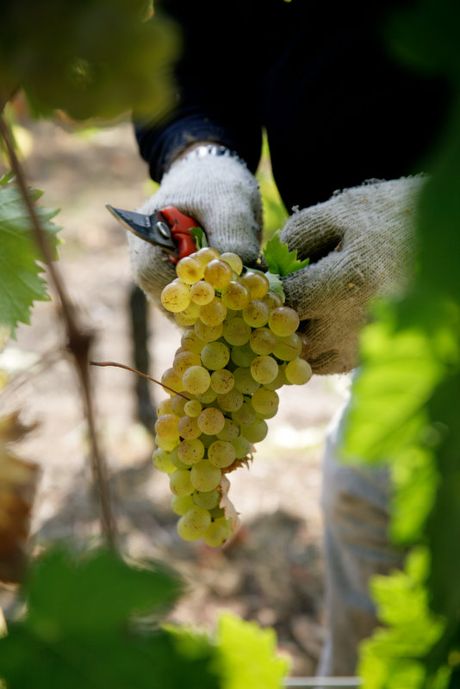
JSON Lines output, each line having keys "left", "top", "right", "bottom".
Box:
{"left": 214, "top": 612, "right": 289, "bottom": 689}
{"left": 265, "top": 271, "right": 285, "bottom": 303}
{"left": 0, "top": 174, "right": 60, "bottom": 336}
{"left": 263, "top": 233, "right": 308, "bottom": 277}
{"left": 25, "top": 548, "right": 182, "bottom": 636}
{"left": 0, "top": 548, "right": 220, "bottom": 689}
{"left": 0, "top": 0, "right": 178, "bottom": 120}
{"left": 359, "top": 548, "right": 447, "bottom": 689}
{"left": 190, "top": 226, "right": 208, "bottom": 249}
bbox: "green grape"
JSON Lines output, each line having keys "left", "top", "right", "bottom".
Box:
{"left": 231, "top": 344, "right": 256, "bottom": 367}
{"left": 170, "top": 394, "right": 187, "bottom": 416}
{"left": 171, "top": 494, "right": 195, "bottom": 516}
{"left": 268, "top": 306, "right": 300, "bottom": 336}
{"left": 240, "top": 271, "right": 269, "bottom": 299}
{"left": 191, "top": 461, "right": 222, "bottom": 492}
{"left": 170, "top": 448, "right": 187, "bottom": 469}
{"left": 211, "top": 369, "right": 235, "bottom": 395}
{"left": 176, "top": 256, "right": 204, "bottom": 284}
{"left": 197, "top": 407, "right": 225, "bottom": 435}
{"left": 190, "top": 280, "right": 215, "bottom": 306}
{"left": 178, "top": 416, "right": 201, "bottom": 440}
{"left": 240, "top": 418, "right": 268, "bottom": 443}
{"left": 272, "top": 333, "right": 302, "bottom": 361}
{"left": 250, "top": 355, "right": 279, "bottom": 384}
{"left": 285, "top": 357, "right": 313, "bottom": 384}
{"left": 210, "top": 507, "right": 225, "bottom": 520}
{"left": 199, "top": 387, "right": 218, "bottom": 404}
{"left": 264, "top": 365, "right": 287, "bottom": 390}
{"left": 201, "top": 341, "right": 230, "bottom": 370}
{"left": 178, "top": 438, "right": 205, "bottom": 465}
{"left": 232, "top": 401, "right": 257, "bottom": 426}
{"left": 201, "top": 434, "right": 215, "bottom": 449}
{"left": 173, "top": 350, "right": 201, "bottom": 375}
{"left": 223, "top": 317, "right": 251, "bottom": 346}
{"left": 242, "top": 300, "right": 269, "bottom": 328}
{"left": 175, "top": 311, "right": 198, "bottom": 328}
{"left": 155, "top": 434, "right": 179, "bottom": 452}
{"left": 182, "top": 365, "right": 211, "bottom": 395}
{"left": 155, "top": 414, "right": 179, "bottom": 442}
{"left": 194, "top": 319, "right": 223, "bottom": 342}
{"left": 221, "top": 281, "right": 249, "bottom": 310}
{"left": 208, "top": 440, "right": 236, "bottom": 468}
{"left": 194, "top": 246, "right": 220, "bottom": 267}
{"left": 220, "top": 252, "right": 243, "bottom": 275}
{"left": 217, "top": 418, "right": 240, "bottom": 441}
{"left": 232, "top": 435, "right": 252, "bottom": 459}
{"left": 152, "top": 448, "right": 177, "bottom": 474}
{"left": 203, "top": 517, "right": 232, "bottom": 547}
{"left": 181, "top": 330, "right": 205, "bottom": 354}
{"left": 161, "top": 367, "right": 184, "bottom": 394}
{"left": 251, "top": 388, "right": 279, "bottom": 418}
{"left": 184, "top": 399, "right": 202, "bottom": 417}
{"left": 193, "top": 490, "right": 220, "bottom": 510}
{"left": 204, "top": 259, "right": 233, "bottom": 290}
{"left": 249, "top": 327, "right": 276, "bottom": 355}
{"left": 157, "top": 397, "right": 174, "bottom": 415}
{"left": 169, "top": 469, "right": 194, "bottom": 496}
{"left": 233, "top": 366, "right": 260, "bottom": 394}
{"left": 217, "top": 388, "right": 244, "bottom": 413}
{"left": 263, "top": 291, "right": 283, "bottom": 310}
{"left": 161, "top": 279, "right": 191, "bottom": 313}
{"left": 174, "top": 301, "right": 201, "bottom": 328}
{"left": 177, "top": 506, "right": 212, "bottom": 541}
{"left": 199, "top": 298, "right": 227, "bottom": 326}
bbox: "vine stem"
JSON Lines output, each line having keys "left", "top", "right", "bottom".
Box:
{"left": 90, "top": 360, "right": 188, "bottom": 399}
{"left": 0, "top": 113, "right": 117, "bottom": 550}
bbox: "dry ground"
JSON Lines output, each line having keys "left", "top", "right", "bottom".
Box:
{"left": 1, "top": 119, "right": 349, "bottom": 674}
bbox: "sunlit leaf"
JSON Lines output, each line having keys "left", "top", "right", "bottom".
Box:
{"left": 0, "top": 174, "right": 60, "bottom": 335}
{"left": 214, "top": 612, "right": 289, "bottom": 689}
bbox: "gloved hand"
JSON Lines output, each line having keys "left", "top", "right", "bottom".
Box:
{"left": 128, "top": 147, "right": 262, "bottom": 304}
{"left": 280, "top": 177, "right": 424, "bottom": 374}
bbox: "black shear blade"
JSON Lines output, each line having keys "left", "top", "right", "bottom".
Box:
{"left": 105, "top": 204, "right": 175, "bottom": 250}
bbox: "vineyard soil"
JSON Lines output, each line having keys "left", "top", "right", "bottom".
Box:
{"left": 0, "top": 119, "right": 347, "bottom": 674}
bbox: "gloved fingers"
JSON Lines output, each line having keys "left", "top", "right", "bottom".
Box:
{"left": 282, "top": 249, "right": 368, "bottom": 320}
{"left": 128, "top": 233, "right": 176, "bottom": 304}
{"left": 280, "top": 203, "right": 345, "bottom": 263}
{"left": 298, "top": 315, "right": 363, "bottom": 375}
{"left": 203, "top": 207, "right": 262, "bottom": 264}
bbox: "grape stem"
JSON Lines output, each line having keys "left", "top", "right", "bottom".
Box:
{"left": 90, "top": 360, "right": 189, "bottom": 399}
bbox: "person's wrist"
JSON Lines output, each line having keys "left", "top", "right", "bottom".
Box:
{"left": 169, "top": 142, "right": 248, "bottom": 172}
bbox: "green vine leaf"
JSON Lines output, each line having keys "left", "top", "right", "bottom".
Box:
{"left": 190, "top": 226, "right": 208, "bottom": 249}
{"left": 263, "top": 233, "right": 308, "bottom": 277}
{"left": 0, "top": 174, "right": 60, "bottom": 336}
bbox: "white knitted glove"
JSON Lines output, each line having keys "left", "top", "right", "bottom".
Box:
{"left": 129, "top": 151, "right": 262, "bottom": 303}
{"left": 280, "top": 177, "right": 424, "bottom": 375}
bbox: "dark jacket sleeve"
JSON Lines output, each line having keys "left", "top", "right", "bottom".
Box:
{"left": 135, "top": 0, "right": 263, "bottom": 182}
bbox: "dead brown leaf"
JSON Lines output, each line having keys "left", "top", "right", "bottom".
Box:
{"left": 0, "top": 413, "right": 39, "bottom": 583}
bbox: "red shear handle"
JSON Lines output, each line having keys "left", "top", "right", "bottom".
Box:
{"left": 160, "top": 206, "right": 201, "bottom": 263}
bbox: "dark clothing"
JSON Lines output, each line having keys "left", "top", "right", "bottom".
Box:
{"left": 135, "top": 0, "right": 448, "bottom": 212}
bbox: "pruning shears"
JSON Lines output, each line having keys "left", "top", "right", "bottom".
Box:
{"left": 106, "top": 204, "right": 203, "bottom": 264}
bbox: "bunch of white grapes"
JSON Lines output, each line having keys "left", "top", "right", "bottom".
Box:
{"left": 153, "top": 247, "right": 312, "bottom": 547}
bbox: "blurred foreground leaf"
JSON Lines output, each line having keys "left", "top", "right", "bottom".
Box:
{"left": 0, "top": 0, "right": 178, "bottom": 120}
{"left": 342, "top": 1, "right": 460, "bottom": 686}
{"left": 0, "top": 174, "right": 60, "bottom": 336}
{"left": 0, "top": 548, "right": 221, "bottom": 689}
